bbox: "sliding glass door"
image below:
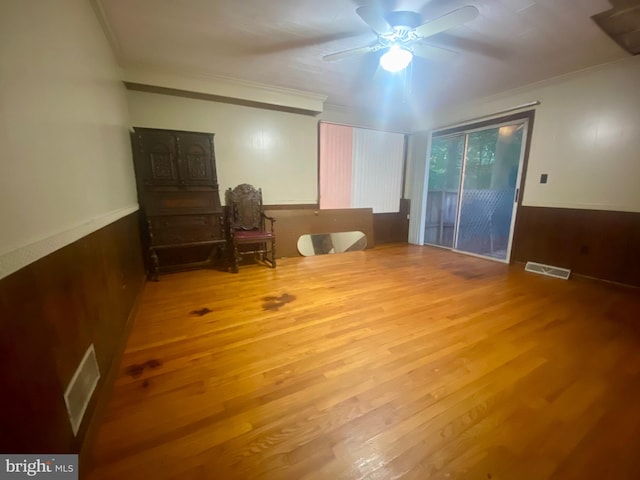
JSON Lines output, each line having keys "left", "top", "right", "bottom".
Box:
{"left": 424, "top": 134, "right": 464, "bottom": 248}
{"left": 425, "top": 120, "right": 527, "bottom": 262}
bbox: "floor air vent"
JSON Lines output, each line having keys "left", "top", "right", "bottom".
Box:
{"left": 64, "top": 344, "right": 101, "bottom": 436}
{"left": 525, "top": 261, "right": 571, "bottom": 280}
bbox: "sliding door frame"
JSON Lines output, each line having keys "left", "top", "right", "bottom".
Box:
{"left": 451, "top": 133, "right": 468, "bottom": 253}
{"left": 428, "top": 110, "right": 536, "bottom": 264}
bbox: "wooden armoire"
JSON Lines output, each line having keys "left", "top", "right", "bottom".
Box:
{"left": 130, "top": 127, "right": 226, "bottom": 280}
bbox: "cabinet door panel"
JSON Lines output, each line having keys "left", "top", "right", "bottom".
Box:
{"left": 135, "top": 132, "right": 179, "bottom": 185}
{"left": 177, "top": 133, "right": 217, "bottom": 185}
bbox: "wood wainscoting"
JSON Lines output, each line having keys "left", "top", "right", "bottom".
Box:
{"left": 0, "top": 212, "right": 145, "bottom": 455}
{"left": 263, "top": 206, "right": 375, "bottom": 258}
{"left": 512, "top": 206, "right": 640, "bottom": 287}
{"left": 373, "top": 198, "right": 410, "bottom": 244}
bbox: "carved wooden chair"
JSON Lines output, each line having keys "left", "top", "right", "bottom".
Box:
{"left": 225, "top": 184, "right": 276, "bottom": 273}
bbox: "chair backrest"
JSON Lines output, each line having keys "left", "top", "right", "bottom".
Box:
{"left": 226, "top": 184, "right": 264, "bottom": 230}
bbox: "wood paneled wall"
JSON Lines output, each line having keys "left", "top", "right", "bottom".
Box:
{"left": 0, "top": 213, "right": 145, "bottom": 454}
{"left": 512, "top": 206, "right": 640, "bottom": 287}
{"left": 264, "top": 207, "right": 375, "bottom": 258}
{"left": 373, "top": 199, "right": 410, "bottom": 245}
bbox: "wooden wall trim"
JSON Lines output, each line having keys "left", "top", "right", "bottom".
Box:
{"left": 261, "top": 202, "right": 409, "bottom": 257}
{"left": 512, "top": 206, "right": 640, "bottom": 287}
{"left": 263, "top": 203, "right": 319, "bottom": 210}
{"left": 0, "top": 212, "right": 145, "bottom": 454}
{"left": 373, "top": 199, "right": 410, "bottom": 244}
{"left": 263, "top": 207, "right": 374, "bottom": 257}
{"left": 0, "top": 204, "right": 139, "bottom": 281}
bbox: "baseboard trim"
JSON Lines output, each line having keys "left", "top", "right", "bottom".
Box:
{"left": 0, "top": 204, "right": 139, "bottom": 281}
{"left": 78, "top": 271, "right": 146, "bottom": 475}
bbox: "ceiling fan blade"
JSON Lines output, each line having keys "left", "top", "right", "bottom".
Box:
{"left": 427, "top": 32, "right": 509, "bottom": 60}
{"left": 356, "top": 6, "right": 393, "bottom": 34}
{"left": 413, "top": 5, "right": 479, "bottom": 39}
{"left": 350, "top": 49, "right": 383, "bottom": 94}
{"left": 412, "top": 43, "right": 458, "bottom": 61}
{"left": 323, "top": 45, "right": 378, "bottom": 62}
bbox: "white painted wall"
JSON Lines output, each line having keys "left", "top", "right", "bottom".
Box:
{"left": 407, "top": 132, "right": 431, "bottom": 245}
{"left": 127, "top": 90, "right": 318, "bottom": 205}
{"left": 411, "top": 56, "right": 640, "bottom": 213}
{"left": 0, "top": 0, "right": 138, "bottom": 279}
{"left": 320, "top": 104, "right": 413, "bottom": 134}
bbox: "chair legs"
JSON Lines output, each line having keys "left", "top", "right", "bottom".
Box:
{"left": 268, "top": 238, "right": 276, "bottom": 268}
{"left": 229, "top": 239, "right": 276, "bottom": 272}
{"left": 230, "top": 243, "right": 240, "bottom": 273}
{"left": 259, "top": 239, "right": 276, "bottom": 269}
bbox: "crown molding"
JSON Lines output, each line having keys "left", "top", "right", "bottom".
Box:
{"left": 123, "top": 65, "right": 327, "bottom": 113}
{"left": 90, "top": 0, "right": 123, "bottom": 65}
{"left": 89, "top": 0, "right": 326, "bottom": 113}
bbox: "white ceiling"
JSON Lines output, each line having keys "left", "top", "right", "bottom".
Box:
{"left": 98, "top": 0, "right": 629, "bottom": 114}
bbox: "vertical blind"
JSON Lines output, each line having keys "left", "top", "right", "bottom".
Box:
{"left": 319, "top": 123, "right": 352, "bottom": 209}
{"left": 319, "top": 122, "right": 405, "bottom": 213}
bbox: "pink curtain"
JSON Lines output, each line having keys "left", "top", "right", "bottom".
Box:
{"left": 319, "top": 123, "right": 352, "bottom": 209}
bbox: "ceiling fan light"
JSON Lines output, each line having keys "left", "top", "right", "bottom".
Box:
{"left": 380, "top": 46, "right": 413, "bottom": 72}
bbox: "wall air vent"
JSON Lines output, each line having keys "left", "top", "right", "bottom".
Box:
{"left": 64, "top": 344, "right": 101, "bottom": 436}
{"left": 592, "top": 2, "right": 640, "bottom": 55}
{"left": 525, "top": 261, "right": 571, "bottom": 280}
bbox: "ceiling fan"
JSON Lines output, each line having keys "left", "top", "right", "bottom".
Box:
{"left": 323, "top": 5, "right": 480, "bottom": 72}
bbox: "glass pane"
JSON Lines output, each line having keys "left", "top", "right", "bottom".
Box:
{"left": 455, "top": 124, "right": 524, "bottom": 260}
{"left": 424, "top": 135, "right": 464, "bottom": 247}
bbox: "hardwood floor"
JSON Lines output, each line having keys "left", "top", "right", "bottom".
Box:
{"left": 86, "top": 244, "right": 640, "bottom": 480}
